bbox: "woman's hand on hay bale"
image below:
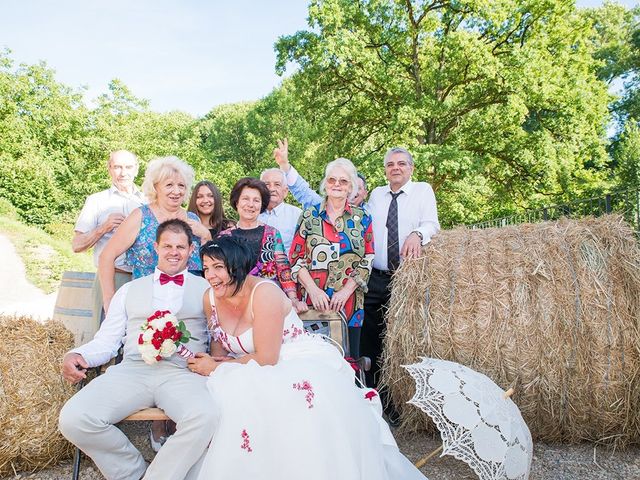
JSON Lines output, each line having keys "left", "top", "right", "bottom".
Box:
{"left": 61, "top": 353, "right": 89, "bottom": 384}
{"left": 401, "top": 232, "right": 423, "bottom": 259}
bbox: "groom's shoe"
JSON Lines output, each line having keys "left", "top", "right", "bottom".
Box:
{"left": 149, "top": 428, "right": 166, "bottom": 453}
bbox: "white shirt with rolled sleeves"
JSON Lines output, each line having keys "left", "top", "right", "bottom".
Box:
{"left": 71, "top": 268, "right": 187, "bottom": 367}
{"left": 368, "top": 180, "right": 440, "bottom": 271}
{"left": 258, "top": 201, "right": 302, "bottom": 254}
{"left": 74, "top": 185, "right": 146, "bottom": 271}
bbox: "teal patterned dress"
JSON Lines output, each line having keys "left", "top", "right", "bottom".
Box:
{"left": 126, "top": 204, "right": 203, "bottom": 279}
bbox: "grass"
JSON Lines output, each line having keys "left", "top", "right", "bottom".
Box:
{"left": 0, "top": 215, "right": 94, "bottom": 293}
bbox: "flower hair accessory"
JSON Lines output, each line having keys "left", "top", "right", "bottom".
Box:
{"left": 138, "top": 310, "right": 199, "bottom": 365}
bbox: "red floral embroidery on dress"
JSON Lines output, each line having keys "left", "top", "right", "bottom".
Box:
{"left": 282, "top": 324, "right": 307, "bottom": 342}
{"left": 240, "top": 429, "right": 252, "bottom": 452}
{"left": 293, "top": 380, "right": 315, "bottom": 409}
{"left": 364, "top": 389, "right": 378, "bottom": 401}
{"left": 210, "top": 305, "right": 233, "bottom": 353}
{"left": 290, "top": 326, "right": 304, "bottom": 339}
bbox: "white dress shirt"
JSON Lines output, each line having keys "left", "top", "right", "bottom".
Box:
{"left": 74, "top": 185, "right": 146, "bottom": 270}
{"left": 368, "top": 180, "right": 440, "bottom": 271}
{"left": 258, "top": 201, "right": 302, "bottom": 253}
{"left": 71, "top": 268, "right": 188, "bottom": 367}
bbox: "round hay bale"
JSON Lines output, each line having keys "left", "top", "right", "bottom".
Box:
{"left": 382, "top": 215, "right": 640, "bottom": 447}
{"left": 0, "top": 315, "right": 76, "bottom": 475}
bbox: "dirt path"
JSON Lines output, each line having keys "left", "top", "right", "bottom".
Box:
{"left": 0, "top": 234, "right": 57, "bottom": 320}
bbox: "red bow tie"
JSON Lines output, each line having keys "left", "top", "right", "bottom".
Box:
{"left": 159, "top": 273, "right": 184, "bottom": 286}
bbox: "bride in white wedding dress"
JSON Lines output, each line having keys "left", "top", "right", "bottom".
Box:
{"left": 188, "top": 236, "right": 428, "bottom": 480}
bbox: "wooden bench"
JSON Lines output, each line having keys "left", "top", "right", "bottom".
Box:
{"left": 124, "top": 407, "right": 169, "bottom": 421}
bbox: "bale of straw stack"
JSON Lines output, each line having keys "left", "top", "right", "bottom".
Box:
{"left": 382, "top": 215, "right": 640, "bottom": 447}
{"left": 0, "top": 315, "right": 76, "bottom": 475}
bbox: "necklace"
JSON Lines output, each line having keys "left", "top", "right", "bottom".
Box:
{"left": 237, "top": 220, "right": 259, "bottom": 229}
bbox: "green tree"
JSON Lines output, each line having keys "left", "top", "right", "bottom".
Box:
{"left": 0, "top": 51, "right": 92, "bottom": 224}
{"left": 583, "top": 2, "right": 639, "bottom": 126}
{"left": 613, "top": 120, "right": 640, "bottom": 189}
{"left": 276, "top": 0, "right": 612, "bottom": 225}
{"left": 199, "top": 81, "right": 326, "bottom": 190}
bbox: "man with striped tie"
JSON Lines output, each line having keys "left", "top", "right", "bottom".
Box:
{"left": 59, "top": 219, "right": 214, "bottom": 480}
{"left": 360, "top": 147, "right": 440, "bottom": 425}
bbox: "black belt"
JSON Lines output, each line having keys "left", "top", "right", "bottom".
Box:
{"left": 371, "top": 267, "right": 393, "bottom": 277}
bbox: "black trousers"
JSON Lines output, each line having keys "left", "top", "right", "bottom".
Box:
{"left": 360, "top": 269, "right": 392, "bottom": 389}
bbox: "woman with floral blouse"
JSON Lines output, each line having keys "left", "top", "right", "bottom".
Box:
{"left": 219, "top": 177, "right": 307, "bottom": 314}
{"left": 289, "top": 158, "right": 374, "bottom": 357}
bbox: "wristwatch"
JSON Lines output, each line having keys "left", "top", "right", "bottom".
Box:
{"left": 413, "top": 231, "right": 424, "bottom": 241}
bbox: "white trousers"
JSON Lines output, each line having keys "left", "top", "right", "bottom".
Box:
{"left": 59, "top": 360, "right": 217, "bottom": 480}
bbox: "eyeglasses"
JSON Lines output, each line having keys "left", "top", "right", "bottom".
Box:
{"left": 326, "top": 177, "right": 350, "bottom": 187}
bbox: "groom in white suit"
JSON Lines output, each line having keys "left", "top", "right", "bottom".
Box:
{"left": 59, "top": 219, "right": 214, "bottom": 480}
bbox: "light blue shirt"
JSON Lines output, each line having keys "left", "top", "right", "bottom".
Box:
{"left": 71, "top": 268, "right": 190, "bottom": 367}
{"left": 285, "top": 165, "right": 322, "bottom": 210}
{"left": 258, "top": 201, "right": 302, "bottom": 254}
{"left": 285, "top": 165, "right": 370, "bottom": 214}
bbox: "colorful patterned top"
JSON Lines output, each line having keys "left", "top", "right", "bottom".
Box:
{"left": 126, "top": 204, "right": 203, "bottom": 279}
{"left": 218, "top": 224, "right": 297, "bottom": 297}
{"left": 289, "top": 202, "right": 374, "bottom": 327}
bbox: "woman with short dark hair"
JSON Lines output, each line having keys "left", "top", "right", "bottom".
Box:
{"left": 188, "top": 235, "right": 427, "bottom": 480}
{"left": 219, "top": 177, "right": 307, "bottom": 313}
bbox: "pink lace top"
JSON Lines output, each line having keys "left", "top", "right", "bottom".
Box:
{"left": 208, "top": 280, "right": 307, "bottom": 356}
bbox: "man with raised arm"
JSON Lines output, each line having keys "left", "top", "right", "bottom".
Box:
{"left": 59, "top": 219, "right": 215, "bottom": 480}
{"left": 258, "top": 167, "right": 301, "bottom": 253}
{"left": 72, "top": 150, "right": 146, "bottom": 329}
{"left": 273, "top": 138, "right": 368, "bottom": 211}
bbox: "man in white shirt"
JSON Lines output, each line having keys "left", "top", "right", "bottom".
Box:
{"left": 72, "top": 150, "right": 146, "bottom": 331}
{"left": 359, "top": 147, "right": 440, "bottom": 423}
{"left": 258, "top": 167, "right": 302, "bottom": 253}
{"left": 59, "top": 219, "right": 215, "bottom": 480}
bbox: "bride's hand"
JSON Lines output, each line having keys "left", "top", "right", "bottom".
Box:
{"left": 212, "top": 355, "right": 233, "bottom": 362}
{"left": 291, "top": 298, "right": 308, "bottom": 314}
{"left": 187, "top": 352, "right": 218, "bottom": 376}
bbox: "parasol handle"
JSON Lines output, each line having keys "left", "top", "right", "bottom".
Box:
{"left": 503, "top": 387, "right": 515, "bottom": 399}
{"left": 414, "top": 445, "right": 442, "bottom": 469}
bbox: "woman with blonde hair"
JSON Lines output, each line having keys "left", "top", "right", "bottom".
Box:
{"left": 99, "top": 156, "right": 204, "bottom": 309}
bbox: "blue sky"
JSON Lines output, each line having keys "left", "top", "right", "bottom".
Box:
{"left": 1, "top": 0, "right": 636, "bottom": 117}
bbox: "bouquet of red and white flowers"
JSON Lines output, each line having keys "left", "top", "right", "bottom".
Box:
{"left": 138, "top": 310, "right": 198, "bottom": 365}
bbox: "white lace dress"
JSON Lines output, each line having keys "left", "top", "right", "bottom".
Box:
{"left": 197, "top": 281, "right": 428, "bottom": 480}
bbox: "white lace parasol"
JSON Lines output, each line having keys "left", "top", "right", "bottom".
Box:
{"left": 404, "top": 358, "right": 533, "bottom": 480}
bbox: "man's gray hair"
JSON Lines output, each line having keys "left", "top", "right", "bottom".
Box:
{"left": 319, "top": 157, "right": 359, "bottom": 202}
{"left": 107, "top": 150, "right": 138, "bottom": 168}
{"left": 384, "top": 147, "right": 414, "bottom": 166}
{"left": 260, "top": 168, "right": 287, "bottom": 185}
{"left": 142, "top": 156, "right": 195, "bottom": 203}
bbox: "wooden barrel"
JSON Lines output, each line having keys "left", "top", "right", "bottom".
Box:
{"left": 52, "top": 271, "right": 96, "bottom": 347}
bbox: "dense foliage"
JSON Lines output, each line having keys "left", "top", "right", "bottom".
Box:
{"left": 0, "top": 1, "right": 637, "bottom": 231}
